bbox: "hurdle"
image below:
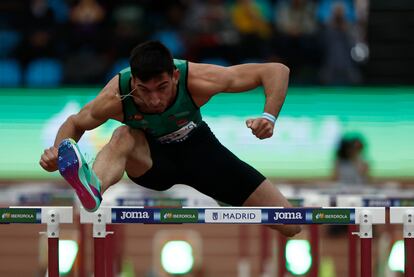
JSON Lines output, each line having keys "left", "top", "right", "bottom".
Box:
{"left": 390, "top": 207, "right": 414, "bottom": 277}
{"left": 80, "top": 206, "right": 385, "bottom": 277}
{"left": 79, "top": 186, "right": 217, "bottom": 277}
{"left": 338, "top": 195, "right": 414, "bottom": 277}
{"left": 1, "top": 206, "right": 73, "bottom": 277}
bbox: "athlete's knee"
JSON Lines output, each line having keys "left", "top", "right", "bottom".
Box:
{"left": 112, "top": 125, "right": 132, "bottom": 140}
{"left": 109, "top": 126, "right": 135, "bottom": 150}
{"left": 125, "top": 157, "right": 153, "bottom": 177}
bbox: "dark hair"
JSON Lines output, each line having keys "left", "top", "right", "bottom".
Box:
{"left": 129, "top": 41, "right": 174, "bottom": 82}
{"left": 336, "top": 138, "right": 353, "bottom": 160}
{"left": 336, "top": 136, "right": 364, "bottom": 160}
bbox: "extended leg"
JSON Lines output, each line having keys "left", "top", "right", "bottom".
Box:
{"left": 93, "top": 126, "right": 152, "bottom": 192}
{"left": 58, "top": 126, "right": 151, "bottom": 211}
{"left": 243, "top": 180, "right": 302, "bottom": 237}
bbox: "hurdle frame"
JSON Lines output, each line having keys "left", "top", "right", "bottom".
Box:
{"left": 390, "top": 207, "right": 414, "bottom": 277}
{"left": 81, "top": 206, "right": 385, "bottom": 277}
{"left": 339, "top": 196, "right": 414, "bottom": 277}
{"left": 6, "top": 206, "right": 73, "bottom": 277}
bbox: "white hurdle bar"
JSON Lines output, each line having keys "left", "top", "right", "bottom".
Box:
{"left": 390, "top": 207, "right": 414, "bottom": 277}
{"left": 4, "top": 206, "right": 73, "bottom": 277}
{"left": 80, "top": 206, "right": 385, "bottom": 277}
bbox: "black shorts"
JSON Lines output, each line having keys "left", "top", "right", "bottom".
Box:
{"left": 128, "top": 121, "right": 266, "bottom": 206}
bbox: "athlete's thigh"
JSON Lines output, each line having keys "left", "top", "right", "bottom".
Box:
{"left": 127, "top": 135, "right": 184, "bottom": 191}
{"left": 185, "top": 137, "right": 265, "bottom": 206}
{"left": 124, "top": 128, "right": 153, "bottom": 177}
{"left": 242, "top": 179, "right": 292, "bottom": 207}
{"left": 243, "top": 180, "right": 302, "bottom": 237}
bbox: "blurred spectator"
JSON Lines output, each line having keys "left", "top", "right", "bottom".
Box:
{"left": 316, "top": 0, "right": 356, "bottom": 24}
{"left": 68, "top": 0, "right": 106, "bottom": 51}
{"left": 355, "top": 0, "right": 369, "bottom": 42}
{"left": 351, "top": 0, "right": 370, "bottom": 64}
{"left": 152, "top": 1, "right": 188, "bottom": 58}
{"left": 319, "top": 2, "right": 361, "bottom": 85}
{"left": 231, "top": 0, "right": 272, "bottom": 61}
{"left": 109, "top": 2, "right": 146, "bottom": 58}
{"left": 328, "top": 133, "right": 370, "bottom": 237}
{"left": 63, "top": 0, "right": 109, "bottom": 84}
{"left": 333, "top": 135, "right": 370, "bottom": 185}
{"left": 0, "top": 0, "right": 371, "bottom": 86}
{"left": 183, "top": 0, "right": 239, "bottom": 63}
{"left": 276, "top": 0, "right": 317, "bottom": 38}
{"left": 273, "top": 0, "right": 321, "bottom": 82}
{"left": 70, "top": 0, "right": 105, "bottom": 29}
{"left": 16, "top": 0, "right": 59, "bottom": 65}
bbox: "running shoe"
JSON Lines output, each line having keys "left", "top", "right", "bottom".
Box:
{"left": 58, "top": 138, "right": 102, "bottom": 212}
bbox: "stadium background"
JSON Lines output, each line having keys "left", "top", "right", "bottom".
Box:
{"left": 0, "top": 0, "right": 413, "bottom": 276}
{"left": 0, "top": 0, "right": 413, "bottom": 182}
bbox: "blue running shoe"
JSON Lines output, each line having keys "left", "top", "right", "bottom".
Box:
{"left": 58, "top": 138, "right": 102, "bottom": 212}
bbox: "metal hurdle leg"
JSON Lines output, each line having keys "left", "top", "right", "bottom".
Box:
{"left": 277, "top": 233, "right": 287, "bottom": 277}
{"left": 403, "top": 210, "right": 414, "bottom": 277}
{"left": 348, "top": 224, "right": 358, "bottom": 277}
{"left": 48, "top": 238, "right": 59, "bottom": 277}
{"left": 78, "top": 213, "right": 115, "bottom": 277}
{"left": 361, "top": 236, "right": 372, "bottom": 277}
{"left": 358, "top": 209, "right": 374, "bottom": 277}
{"left": 405, "top": 238, "right": 414, "bottom": 277}
{"left": 91, "top": 209, "right": 113, "bottom": 277}
{"left": 78, "top": 220, "right": 87, "bottom": 277}
{"left": 78, "top": 208, "right": 113, "bottom": 277}
{"left": 105, "top": 225, "right": 115, "bottom": 277}
{"left": 18, "top": 207, "right": 73, "bottom": 277}
{"left": 95, "top": 237, "right": 106, "bottom": 277}
{"left": 46, "top": 210, "right": 60, "bottom": 277}
{"left": 390, "top": 207, "right": 414, "bottom": 277}
{"left": 309, "top": 225, "right": 319, "bottom": 277}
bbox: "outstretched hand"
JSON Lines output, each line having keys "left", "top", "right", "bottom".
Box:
{"left": 39, "top": 146, "right": 58, "bottom": 172}
{"left": 246, "top": 118, "right": 274, "bottom": 139}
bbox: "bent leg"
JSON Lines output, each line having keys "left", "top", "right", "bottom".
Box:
{"left": 243, "top": 180, "right": 302, "bottom": 237}
{"left": 93, "top": 126, "right": 152, "bottom": 192}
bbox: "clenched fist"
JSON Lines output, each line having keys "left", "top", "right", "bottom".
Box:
{"left": 39, "top": 146, "right": 58, "bottom": 172}
{"left": 246, "top": 117, "right": 275, "bottom": 139}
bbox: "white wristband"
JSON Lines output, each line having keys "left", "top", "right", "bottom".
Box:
{"left": 262, "top": 112, "right": 276, "bottom": 124}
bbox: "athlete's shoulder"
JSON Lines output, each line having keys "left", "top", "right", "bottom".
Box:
{"left": 92, "top": 75, "right": 123, "bottom": 121}
{"left": 102, "top": 74, "right": 121, "bottom": 97}
{"left": 173, "top": 59, "right": 187, "bottom": 66}
{"left": 119, "top": 66, "right": 131, "bottom": 75}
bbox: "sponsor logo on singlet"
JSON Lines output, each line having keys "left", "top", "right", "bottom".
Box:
{"left": 157, "top": 121, "right": 198, "bottom": 144}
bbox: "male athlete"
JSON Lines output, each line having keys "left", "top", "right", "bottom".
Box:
{"left": 40, "top": 41, "right": 301, "bottom": 237}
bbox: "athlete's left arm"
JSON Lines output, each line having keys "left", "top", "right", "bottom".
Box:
{"left": 188, "top": 62, "right": 290, "bottom": 139}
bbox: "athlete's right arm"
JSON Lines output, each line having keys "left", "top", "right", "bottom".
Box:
{"left": 39, "top": 75, "right": 123, "bottom": 172}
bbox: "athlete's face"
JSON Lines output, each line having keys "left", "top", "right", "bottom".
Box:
{"left": 132, "top": 70, "right": 179, "bottom": 113}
